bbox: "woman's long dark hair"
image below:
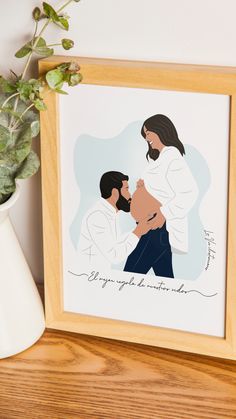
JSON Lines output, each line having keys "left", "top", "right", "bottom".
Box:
{"left": 141, "top": 114, "right": 185, "bottom": 160}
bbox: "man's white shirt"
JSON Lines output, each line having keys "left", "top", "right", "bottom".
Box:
{"left": 77, "top": 199, "right": 139, "bottom": 269}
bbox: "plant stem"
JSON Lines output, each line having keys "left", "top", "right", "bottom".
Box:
{"left": 16, "top": 0, "right": 73, "bottom": 86}
{"left": 33, "top": 20, "right": 39, "bottom": 41}
{"left": 57, "top": 0, "right": 74, "bottom": 14}
{"left": 9, "top": 19, "right": 51, "bottom": 128}
{"left": 1, "top": 92, "right": 20, "bottom": 110}
{"left": 12, "top": 103, "right": 35, "bottom": 131}
{"left": 22, "top": 22, "right": 51, "bottom": 81}
{"left": 9, "top": 0, "right": 74, "bottom": 129}
{"left": 47, "top": 43, "right": 61, "bottom": 47}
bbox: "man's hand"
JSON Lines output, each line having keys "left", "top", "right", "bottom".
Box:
{"left": 133, "top": 210, "right": 166, "bottom": 238}
{"left": 133, "top": 216, "right": 156, "bottom": 238}
{"left": 151, "top": 210, "right": 166, "bottom": 229}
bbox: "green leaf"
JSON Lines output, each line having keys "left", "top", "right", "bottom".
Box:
{"left": 0, "top": 148, "right": 17, "bottom": 166}
{"left": 29, "top": 78, "right": 42, "bottom": 91}
{"left": 16, "top": 101, "right": 39, "bottom": 126}
{"left": 0, "top": 95, "right": 9, "bottom": 127}
{"left": 16, "top": 80, "right": 33, "bottom": 102}
{"left": 58, "top": 16, "right": 69, "bottom": 30}
{"left": 74, "top": 0, "right": 81, "bottom": 2}
{"left": 43, "top": 2, "right": 69, "bottom": 30}
{"left": 16, "top": 151, "right": 40, "bottom": 179}
{"left": 0, "top": 107, "right": 22, "bottom": 120}
{"left": 62, "top": 38, "right": 74, "bottom": 50}
{"left": 28, "top": 79, "right": 44, "bottom": 99}
{"left": 43, "top": 2, "right": 59, "bottom": 21}
{"left": 33, "top": 98, "right": 47, "bottom": 111}
{"left": 57, "top": 63, "right": 70, "bottom": 72}
{"left": 68, "top": 73, "right": 83, "bottom": 86}
{"left": 33, "top": 7, "right": 41, "bottom": 21}
{"left": 35, "top": 47, "right": 54, "bottom": 57}
{"left": 32, "top": 37, "right": 54, "bottom": 57}
{"left": 0, "top": 125, "right": 10, "bottom": 152}
{"left": 46, "top": 69, "right": 64, "bottom": 90}
{"left": 54, "top": 88, "right": 68, "bottom": 95}
{"left": 31, "top": 120, "right": 40, "bottom": 137}
{"left": 35, "top": 37, "right": 47, "bottom": 47}
{"left": 0, "top": 166, "right": 15, "bottom": 195}
{"left": 14, "top": 123, "right": 32, "bottom": 163}
{"left": 15, "top": 42, "right": 32, "bottom": 58}
{"left": 0, "top": 77, "right": 16, "bottom": 94}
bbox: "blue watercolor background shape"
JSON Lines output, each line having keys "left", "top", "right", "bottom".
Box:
{"left": 70, "top": 121, "right": 210, "bottom": 281}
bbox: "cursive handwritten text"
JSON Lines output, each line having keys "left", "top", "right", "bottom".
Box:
{"left": 204, "top": 229, "right": 216, "bottom": 271}
{"left": 68, "top": 270, "right": 217, "bottom": 298}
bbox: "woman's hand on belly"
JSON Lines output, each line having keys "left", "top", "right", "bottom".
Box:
{"left": 136, "top": 178, "right": 144, "bottom": 188}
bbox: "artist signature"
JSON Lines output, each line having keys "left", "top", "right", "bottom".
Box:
{"left": 204, "top": 229, "right": 216, "bottom": 271}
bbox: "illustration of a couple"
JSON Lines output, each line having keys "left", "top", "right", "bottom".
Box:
{"left": 77, "top": 114, "right": 199, "bottom": 279}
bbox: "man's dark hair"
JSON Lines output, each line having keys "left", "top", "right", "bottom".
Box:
{"left": 100, "top": 171, "right": 129, "bottom": 199}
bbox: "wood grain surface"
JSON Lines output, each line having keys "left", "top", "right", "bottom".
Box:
{"left": 1, "top": 286, "right": 236, "bottom": 419}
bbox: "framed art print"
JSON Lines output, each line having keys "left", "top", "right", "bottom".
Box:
{"left": 39, "top": 56, "right": 236, "bottom": 359}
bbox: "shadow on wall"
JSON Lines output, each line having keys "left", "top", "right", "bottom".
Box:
{"left": 70, "top": 122, "right": 210, "bottom": 281}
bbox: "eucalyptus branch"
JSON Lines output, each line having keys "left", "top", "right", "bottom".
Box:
{"left": 0, "top": 0, "right": 82, "bottom": 205}
{"left": 22, "top": 21, "right": 51, "bottom": 81}
{"left": 9, "top": 20, "right": 50, "bottom": 128}
{"left": 9, "top": 0, "right": 75, "bottom": 128}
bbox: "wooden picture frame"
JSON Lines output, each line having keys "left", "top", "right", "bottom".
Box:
{"left": 39, "top": 56, "right": 236, "bottom": 359}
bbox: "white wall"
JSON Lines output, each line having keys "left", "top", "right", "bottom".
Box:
{"left": 1, "top": 0, "right": 236, "bottom": 283}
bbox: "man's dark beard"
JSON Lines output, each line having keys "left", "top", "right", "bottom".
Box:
{"left": 116, "top": 191, "right": 131, "bottom": 212}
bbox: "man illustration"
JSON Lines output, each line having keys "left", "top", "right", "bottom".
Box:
{"left": 77, "top": 171, "right": 153, "bottom": 269}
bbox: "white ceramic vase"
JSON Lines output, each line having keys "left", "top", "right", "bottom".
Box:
{"left": 0, "top": 184, "right": 45, "bottom": 358}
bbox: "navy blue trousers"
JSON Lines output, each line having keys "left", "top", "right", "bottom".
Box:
{"left": 124, "top": 224, "right": 174, "bottom": 278}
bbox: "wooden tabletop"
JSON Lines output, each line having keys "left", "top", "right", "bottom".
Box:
{"left": 1, "top": 290, "right": 236, "bottom": 419}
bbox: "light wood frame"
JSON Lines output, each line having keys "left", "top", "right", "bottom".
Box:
{"left": 39, "top": 56, "right": 236, "bottom": 359}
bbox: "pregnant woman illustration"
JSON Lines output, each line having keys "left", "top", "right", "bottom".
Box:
{"left": 124, "top": 114, "right": 199, "bottom": 278}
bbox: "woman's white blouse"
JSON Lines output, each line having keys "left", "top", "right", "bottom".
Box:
{"left": 142, "top": 146, "right": 199, "bottom": 253}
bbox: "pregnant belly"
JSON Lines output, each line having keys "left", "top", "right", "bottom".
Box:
{"left": 130, "top": 186, "right": 161, "bottom": 222}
